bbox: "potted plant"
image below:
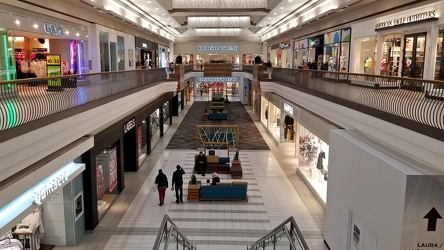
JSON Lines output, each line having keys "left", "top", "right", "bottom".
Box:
{"left": 254, "top": 55, "right": 262, "bottom": 64}
{"left": 175, "top": 54, "right": 183, "bottom": 65}
{"left": 231, "top": 150, "right": 242, "bottom": 178}
{"left": 232, "top": 150, "right": 241, "bottom": 166}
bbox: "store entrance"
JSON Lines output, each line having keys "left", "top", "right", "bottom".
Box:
{"left": 402, "top": 33, "right": 426, "bottom": 79}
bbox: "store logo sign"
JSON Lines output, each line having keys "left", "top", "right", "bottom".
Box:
{"left": 375, "top": 10, "right": 437, "bottom": 30}
{"left": 33, "top": 171, "right": 68, "bottom": 205}
{"left": 43, "top": 23, "right": 63, "bottom": 36}
{"left": 197, "top": 77, "right": 239, "bottom": 82}
{"left": 279, "top": 42, "right": 290, "bottom": 49}
{"left": 124, "top": 118, "right": 136, "bottom": 134}
{"left": 197, "top": 46, "right": 238, "bottom": 51}
{"left": 284, "top": 103, "right": 293, "bottom": 115}
{"left": 142, "top": 43, "right": 147, "bottom": 48}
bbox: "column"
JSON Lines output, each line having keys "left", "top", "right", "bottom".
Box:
{"left": 262, "top": 42, "right": 268, "bottom": 62}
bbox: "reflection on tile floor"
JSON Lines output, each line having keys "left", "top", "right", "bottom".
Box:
{"left": 54, "top": 96, "right": 329, "bottom": 250}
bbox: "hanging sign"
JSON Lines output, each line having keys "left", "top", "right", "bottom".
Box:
{"left": 47, "top": 54, "right": 62, "bottom": 90}
{"left": 375, "top": 10, "right": 437, "bottom": 30}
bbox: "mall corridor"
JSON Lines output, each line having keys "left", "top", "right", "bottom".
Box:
{"left": 53, "top": 97, "right": 327, "bottom": 250}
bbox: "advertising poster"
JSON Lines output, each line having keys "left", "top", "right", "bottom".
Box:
{"left": 47, "top": 54, "right": 62, "bottom": 90}
{"left": 108, "top": 147, "right": 118, "bottom": 192}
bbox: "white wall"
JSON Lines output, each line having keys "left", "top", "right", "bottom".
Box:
{"left": 324, "top": 129, "right": 441, "bottom": 250}
{"left": 42, "top": 189, "right": 66, "bottom": 245}
{"left": 239, "top": 43, "right": 263, "bottom": 54}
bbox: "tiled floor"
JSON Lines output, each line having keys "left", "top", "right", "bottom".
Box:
{"left": 54, "top": 96, "right": 328, "bottom": 250}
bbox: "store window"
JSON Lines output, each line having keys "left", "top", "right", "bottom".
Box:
{"left": 435, "top": 29, "right": 444, "bottom": 80}
{"left": 354, "top": 36, "right": 377, "bottom": 74}
{"left": 99, "top": 31, "right": 110, "bottom": 72}
{"left": 138, "top": 120, "right": 147, "bottom": 166}
{"left": 402, "top": 33, "right": 426, "bottom": 79}
{"left": 117, "top": 36, "right": 125, "bottom": 71}
{"left": 381, "top": 34, "right": 402, "bottom": 76}
{"left": 260, "top": 96, "right": 268, "bottom": 126}
{"left": 162, "top": 101, "right": 170, "bottom": 133}
{"left": 95, "top": 145, "right": 119, "bottom": 219}
{"left": 0, "top": 28, "right": 16, "bottom": 81}
{"left": 150, "top": 109, "right": 161, "bottom": 151}
{"left": 268, "top": 103, "right": 281, "bottom": 141}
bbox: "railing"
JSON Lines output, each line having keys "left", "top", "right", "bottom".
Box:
{"left": 248, "top": 216, "right": 309, "bottom": 250}
{"left": 269, "top": 68, "right": 444, "bottom": 141}
{"left": 152, "top": 214, "right": 197, "bottom": 250}
{"left": 0, "top": 68, "right": 169, "bottom": 132}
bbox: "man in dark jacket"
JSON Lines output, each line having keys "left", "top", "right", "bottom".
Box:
{"left": 171, "top": 165, "right": 185, "bottom": 203}
{"left": 195, "top": 151, "right": 207, "bottom": 176}
{"left": 155, "top": 169, "right": 168, "bottom": 206}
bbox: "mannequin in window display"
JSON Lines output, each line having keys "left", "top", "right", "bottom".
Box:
{"left": 283, "top": 115, "right": 294, "bottom": 141}
{"left": 316, "top": 150, "right": 326, "bottom": 181}
{"left": 340, "top": 56, "right": 347, "bottom": 71}
{"left": 96, "top": 165, "right": 106, "bottom": 204}
{"left": 380, "top": 58, "right": 387, "bottom": 75}
{"left": 364, "top": 56, "right": 373, "bottom": 74}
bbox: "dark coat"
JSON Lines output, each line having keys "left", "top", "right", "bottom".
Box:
{"left": 155, "top": 172, "right": 168, "bottom": 187}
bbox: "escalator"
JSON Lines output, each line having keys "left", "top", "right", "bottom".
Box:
{"left": 152, "top": 215, "right": 309, "bottom": 250}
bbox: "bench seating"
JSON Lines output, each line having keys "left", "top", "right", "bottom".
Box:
{"left": 194, "top": 155, "right": 231, "bottom": 173}
{"left": 200, "top": 181, "right": 248, "bottom": 201}
{"left": 208, "top": 112, "right": 229, "bottom": 120}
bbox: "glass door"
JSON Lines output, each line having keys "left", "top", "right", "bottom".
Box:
{"left": 402, "top": 33, "right": 426, "bottom": 79}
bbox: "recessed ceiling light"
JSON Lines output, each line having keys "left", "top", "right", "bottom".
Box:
{"left": 33, "top": 24, "right": 38, "bottom": 29}
{"left": 161, "top": 13, "right": 165, "bottom": 15}
{"left": 155, "top": 8, "right": 159, "bottom": 10}
{"left": 268, "top": 17, "right": 271, "bottom": 19}
{"left": 147, "top": 0, "right": 151, "bottom": 2}
{"left": 65, "top": 31, "right": 70, "bottom": 35}
{"left": 280, "top": 7, "right": 284, "bottom": 9}
{"left": 288, "top": 0, "right": 293, "bottom": 2}
{"left": 15, "top": 20, "right": 20, "bottom": 25}
{"left": 167, "top": 18, "right": 170, "bottom": 20}
{"left": 273, "top": 12, "right": 277, "bottom": 15}
{"left": 76, "top": 33, "right": 80, "bottom": 37}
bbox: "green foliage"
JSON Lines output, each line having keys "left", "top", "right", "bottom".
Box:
{"left": 190, "top": 174, "right": 197, "bottom": 184}
{"left": 234, "top": 150, "right": 239, "bottom": 160}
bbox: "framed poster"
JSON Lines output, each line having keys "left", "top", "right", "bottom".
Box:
{"left": 74, "top": 191, "right": 84, "bottom": 222}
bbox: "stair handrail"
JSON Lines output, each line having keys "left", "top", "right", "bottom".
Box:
{"left": 152, "top": 214, "right": 197, "bottom": 250}
{"left": 248, "top": 216, "right": 310, "bottom": 250}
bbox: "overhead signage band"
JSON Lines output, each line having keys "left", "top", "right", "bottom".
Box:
{"left": 197, "top": 77, "right": 239, "bottom": 82}
{"left": 197, "top": 46, "right": 238, "bottom": 51}
{"left": 375, "top": 10, "right": 437, "bottom": 30}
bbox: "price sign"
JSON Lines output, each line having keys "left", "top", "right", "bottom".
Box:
{"left": 47, "top": 55, "right": 61, "bottom": 66}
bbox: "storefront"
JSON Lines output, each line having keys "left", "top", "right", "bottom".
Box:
{"left": 0, "top": 136, "right": 93, "bottom": 247}
{"left": 195, "top": 45, "right": 240, "bottom": 69}
{"left": 158, "top": 44, "right": 169, "bottom": 68}
{"left": 135, "top": 37, "right": 158, "bottom": 69}
{"left": 351, "top": 3, "right": 442, "bottom": 81}
{"left": 260, "top": 93, "right": 338, "bottom": 206}
{"left": 242, "top": 53, "right": 261, "bottom": 65}
{"left": 293, "top": 39, "right": 309, "bottom": 68}
{"left": 308, "top": 35, "right": 324, "bottom": 69}
{"left": 0, "top": 11, "right": 89, "bottom": 81}
{"left": 195, "top": 77, "right": 240, "bottom": 99}
{"left": 269, "top": 40, "right": 291, "bottom": 68}
{"left": 323, "top": 28, "right": 351, "bottom": 73}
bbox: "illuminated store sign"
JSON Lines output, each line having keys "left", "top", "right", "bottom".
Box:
{"left": 0, "top": 163, "right": 85, "bottom": 230}
{"left": 284, "top": 103, "right": 294, "bottom": 115}
{"left": 124, "top": 118, "right": 136, "bottom": 134}
{"left": 197, "top": 46, "right": 238, "bottom": 51}
{"left": 43, "top": 23, "right": 63, "bottom": 36}
{"left": 142, "top": 43, "right": 147, "bottom": 48}
{"left": 197, "top": 77, "right": 239, "bottom": 82}
{"left": 33, "top": 172, "right": 68, "bottom": 205}
{"left": 375, "top": 10, "right": 437, "bottom": 30}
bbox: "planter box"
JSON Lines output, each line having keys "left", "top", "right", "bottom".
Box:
{"left": 187, "top": 184, "right": 201, "bottom": 201}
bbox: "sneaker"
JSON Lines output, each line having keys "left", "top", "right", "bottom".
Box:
{"left": 176, "top": 200, "right": 180, "bottom": 204}
{"left": 159, "top": 203, "right": 162, "bottom": 206}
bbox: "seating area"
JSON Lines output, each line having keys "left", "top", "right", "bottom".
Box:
{"left": 194, "top": 154, "right": 231, "bottom": 173}
{"left": 203, "top": 97, "right": 230, "bottom": 120}
{"left": 200, "top": 181, "right": 248, "bottom": 201}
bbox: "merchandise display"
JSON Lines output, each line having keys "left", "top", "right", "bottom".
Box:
{"left": 12, "top": 207, "right": 45, "bottom": 250}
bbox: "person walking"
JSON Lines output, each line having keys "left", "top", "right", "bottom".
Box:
{"left": 195, "top": 151, "right": 207, "bottom": 176}
{"left": 155, "top": 169, "right": 168, "bottom": 206}
{"left": 171, "top": 165, "right": 185, "bottom": 203}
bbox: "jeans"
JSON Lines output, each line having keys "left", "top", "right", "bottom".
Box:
{"left": 157, "top": 186, "right": 167, "bottom": 204}
{"left": 175, "top": 185, "right": 183, "bottom": 202}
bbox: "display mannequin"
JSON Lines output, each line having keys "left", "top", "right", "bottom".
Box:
{"left": 364, "top": 56, "right": 373, "bottom": 74}
{"left": 316, "top": 151, "right": 326, "bottom": 181}
{"left": 283, "top": 115, "right": 294, "bottom": 141}
{"left": 96, "top": 165, "right": 105, "bottom": 200}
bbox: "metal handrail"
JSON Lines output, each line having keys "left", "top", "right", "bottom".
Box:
{"left": 152, "top": 214, "right": 197, "bottom": 250}
{"left": 269, "top": 68, "right": 444, "bottom": 141}
{"left": 248, "top": 216, "right": 309, "bottom": 250}
{"left": 0, "top": 68, "right": 170, "bottom": 132}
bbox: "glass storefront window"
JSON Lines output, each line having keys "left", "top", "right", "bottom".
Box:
{"left": 382, "top": 34, "right": 402, "bottom": 76}
{"left": 323, "top": 44, "right": 340, "bottom": 71}
{"left": 138, "top": 121, "right": 147, "bottom": 166}
{"left": 162, "top": 101, "right": 170, "bottom": 133}
{"left": 340, "top": 42, "right": 350, "bottom": 72}
{"left": 260, "top": 96, "right": 268, "bottom": 125}
{"left": 293, "top": 49, "right": 308, "bottom": 68}
{"left": 435, "top": 29, "right": 444, "bottom": 80}
{"left": 354, "top": 36, "right": 377, "bottom": 74}
{"left": 95, "top": 145, "right": 119, "bottom": 219}
{"left": 0, "top": 28, "right": 16, "bottom": 81}
{"left": 150, "top": 109, "right": 161, "bottom": 151}
{"left": 99, "top": 31, "right": 110, "bottom": 72}
{"left": 117, "top": 36, "right": 125, "bottom": 71}
{"left": 268, "top": 104, "right": 281, "bottom": 141}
